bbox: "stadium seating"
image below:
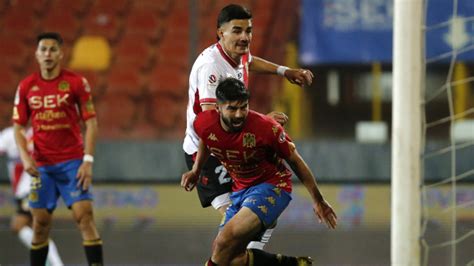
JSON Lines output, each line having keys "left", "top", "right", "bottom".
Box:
{"left": 49, "top": 0, "right": 91, "bottom": 16}
{"left": 91, "top": 0, "right": 131, "bottom": 16}
{"left": 69, "top": 35, "right": 112, "bottom": 71}
{"left": 0, "top": 65, "right": 19, "bottom": 99}
{"left": 148, "top": 66, "right": 188, "bottom": 98}
{"left": 0, "top": 35, "right": 30, "bottom": 70}
{"left": 1, "top": 9, "right": 39, "bottom": 41}
{"left": 95, "top": 93, "right": 137, "bottom": 139}
{"left": 0, "top": 0, "right": 290, "bottom": 139}
{"left": 41, "top": 10, "right": 80, "bottom": 43}
{"left": 83, "top": 10, "right": 122, "bottom": 42}
{"left": 105, "top": 66, "right": 144, "bottom": 98}
{"left": 124, "top": 8, "right": 163, "bottom": 42}
{"left": 114, "top": 34, "right": 155, "bottom": 71}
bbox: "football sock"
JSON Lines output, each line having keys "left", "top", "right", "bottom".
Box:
{"left": 48, "top": 239, "right": 64, "bottom": 266}
{"left": 83, "top": 238, "right": 103, "bottom": 266}
{"left": 31, "top": 241, "right": 49, "bottom": 266}
{"left": 18, "top": 226, "right": 33, "bottom": 248}
{"left": 247, "top": 249, "right": 298, "bottom": 266}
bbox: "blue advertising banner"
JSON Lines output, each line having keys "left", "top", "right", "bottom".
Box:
{"left": 299, "top": 0, "right": 474, "bottom": 64}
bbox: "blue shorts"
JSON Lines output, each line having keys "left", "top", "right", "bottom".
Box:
{"left": 221, "top": 183, "right": 292, "bottom": 229}
{"left": 29, "top": 159, "right": 93, "bottom": 211}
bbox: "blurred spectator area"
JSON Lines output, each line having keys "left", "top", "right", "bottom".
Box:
{"left": 0, "top": 0, "right": 297, "bottom": 139}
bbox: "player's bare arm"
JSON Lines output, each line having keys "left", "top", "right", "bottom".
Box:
{"left": 76, "top": 118, "right": 98, "bottom": 190}
{"left": 13, "top": 123, "right": 39, "bottom": 177}
{"left": 249, "top": 56, "right": 314, "bottom": 87}
{"left": 285, "top": 143, "right": 337, "bottom": 229}
{"left": 181, "top": 139, "right": 211, "bottom": 191}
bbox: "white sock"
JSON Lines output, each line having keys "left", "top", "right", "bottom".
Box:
{"left": 18, "top": 226, "right": 63, "bottom": 266}
{"left": 47, "top": 239, "right": 64, "bottom": 266}
{"left": 18, "top": 226, "right": 33, "bottom": 248}
{"left": 247, "top": 228, "right": 274, "bottom": 250}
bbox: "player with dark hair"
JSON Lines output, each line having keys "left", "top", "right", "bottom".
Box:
{"left": 12, "top": 32, "right": 103, "bottom": 265}
{"left": 182, "top": 78, "right": 337, "bottom": 265}
{"left": 183, "top": 4, "right": 314, "bottom": 249}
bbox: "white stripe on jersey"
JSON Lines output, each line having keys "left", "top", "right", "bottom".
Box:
{"left": 183, "top": 43, "right": 251, "bottom": 155}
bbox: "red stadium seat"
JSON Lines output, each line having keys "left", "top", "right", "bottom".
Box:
{"left": 0, "top": 98, "right": 14, "bottom": 129}
{"left": 113, "top": 35, "right": 154, "bottom": 71}
{"left": 41, "top": 10, "right": 80, "bottom": 43}
{"left": 83, "top": 10, "right": 122, "bottom": 42}
{"left": 95, "top": 93, "right": 137, "bottom": 139}
{"left": 124, "top": 9, "right": 163, "bottom": 42}
{"left": 131, "top": 0, "right": 173, "bottom": 14}
{"left": 155, "top": 38, "right": 189, "bottom": 68}
{"left": 0, "top": 65, "right": 19, "bottom": 99}
{"left": 75, "top": 70, "right": 105, "bottom": 99}
{"left": 0, "top": 36, "right": 30, "bottom": 69}
{"left": 49, "top": 0, "right": 91, "bottom": 16}
{"left": 148, "top": 66, "right": 188, "bottom": 98}
{"left": 1, "top": 10, "right": 39, "bottom": 41}
{"left": 105, "top": 66, "right": 144, "bottom": 98}
{"left": 7, "top": 0, "right": 50, "bottom": 16}
{"left": 147, "top": 93, "right": 186, "bottom": 134}
{"left": 91, "top": 0, "right": 131, "bottom": 15}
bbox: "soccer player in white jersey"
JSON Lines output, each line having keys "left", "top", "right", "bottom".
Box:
{"left": 0, "top": 126, "right": 63, "bottom": 266}
{"left": 183, "top": 4, "right": 314, "bottom": 250}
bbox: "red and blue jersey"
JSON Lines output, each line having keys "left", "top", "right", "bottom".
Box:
{"left": 13, "top": 69, "right": 96, "bottom": 166}
{"left": 194, "top": 110, "right": 294, "bottom": 192}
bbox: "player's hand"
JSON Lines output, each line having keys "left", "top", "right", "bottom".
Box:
{"left": 181, "top": 170, "right": 199, "bottom": 191}
{"left": 285, "top": 68, "right": 314, "bottom": 87}
{"left": 23, "top": 156, "right": 40, "bottom": 177}
{"left": 76, "top": 161, "right": 93, "bottom": 190}
{"left": 313, "top": 199, "right": 337, "bottom": 229}
{"left": 266, "top": 111, "right": 288, "bottom": 126}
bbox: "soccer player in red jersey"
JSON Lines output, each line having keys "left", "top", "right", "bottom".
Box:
{"left": 12, "top": 32, "right": 103, "bottom": 266}
{"left": 184, "top": 4, "right": 314, "bottom": 250}
{"left": 182, "top": 78, "right": 337, "bottom": 266}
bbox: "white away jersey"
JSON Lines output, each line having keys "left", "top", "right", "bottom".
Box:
{"left": 0, "top": 126, "right": 32, "bottom": 198}
{"left": 183, "top": 42, "right": 252, "bottom": 155}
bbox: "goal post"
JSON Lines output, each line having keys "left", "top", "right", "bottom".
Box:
{"left": 391, "top": 0, "right": 424, "bottom": 265}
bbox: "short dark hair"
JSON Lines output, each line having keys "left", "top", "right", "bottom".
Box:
{"left": 36, "top": 32, "right": 63, "bottom": 46}
{"left": 217, "top": 4, "right": 252, "bottom": 29}
{"left": 216, "top": 78, "right": 250, "bottom": 103}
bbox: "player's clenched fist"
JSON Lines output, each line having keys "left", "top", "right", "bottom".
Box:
{"left": 181, "top": 171, "right": 199, "bottom": 191}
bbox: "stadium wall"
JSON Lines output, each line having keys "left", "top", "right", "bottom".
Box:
{"left": 1, "top": 140, "right": 473, "bottom": 182}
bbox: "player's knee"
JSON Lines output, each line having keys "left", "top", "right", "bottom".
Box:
{"left": 75, "top": 209, "right": 94, "bottom": 228}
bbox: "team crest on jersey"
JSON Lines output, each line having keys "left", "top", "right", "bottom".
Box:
{"left": 208, "top": 133, "right": 218, "bottom": 141}
{"left": 208, "top": 74, "right": 217, "bottom": 84}
{"left": 243, "top": 133, "right": 256, "bottom": 148}
{"left": 58, "top": 81, "right": 70, "bottom": 92}
{"left": 31, "top": 85, "right": 40, "bottom": 92}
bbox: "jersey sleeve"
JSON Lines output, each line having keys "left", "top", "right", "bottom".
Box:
{"left": 12, "top": 83, "right": 30, "bottom": 126}
{"left": 268, "top": 122, "right": 294, "bottom": 160}
{"left": 0, "top": 130, "right": 6, "bottom": 153}
{"left": 196, "top": 63, "right": 220, "bottom": 105}
{"left": 193, "top": 112, "right": 205, "bottom": 139}
{"left": 75, "top": 77, "right": 96, "bottom": 121}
